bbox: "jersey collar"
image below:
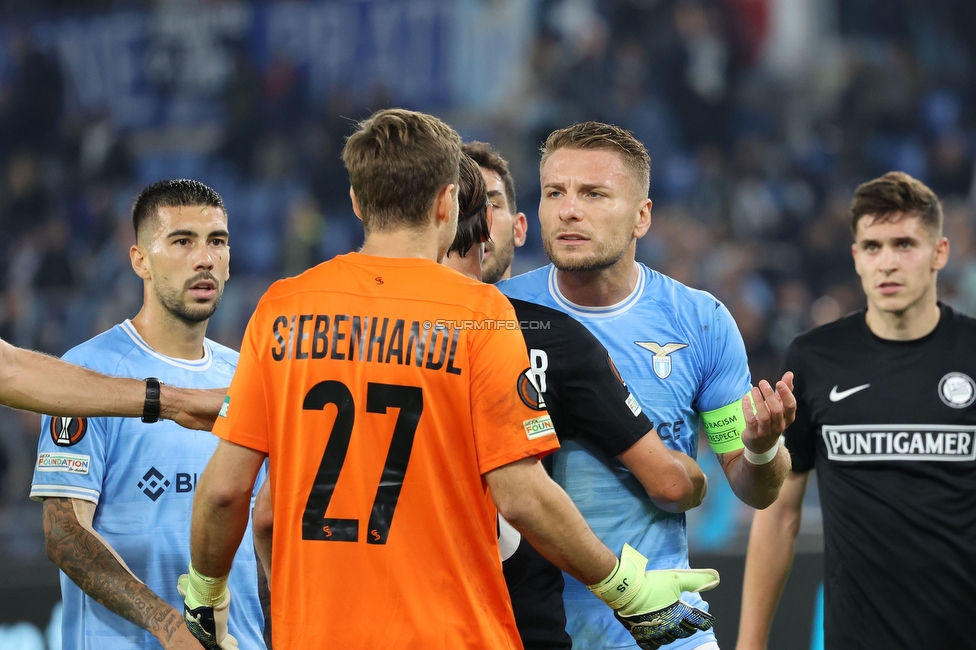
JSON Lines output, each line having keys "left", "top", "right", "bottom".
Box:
{"left": 121, "top": 320, "right": 214, "bottom": 371}
{"left": 547, "top": 263, "right": 646, "bottom": 319}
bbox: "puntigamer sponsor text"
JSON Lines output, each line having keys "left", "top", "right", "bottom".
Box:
{"left": 822, "top": 425, "right": 976, "bottom": 461}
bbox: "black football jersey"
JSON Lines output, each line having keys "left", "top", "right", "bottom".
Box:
{"left": 784, "top": 304, "right": 976, "bottom": 649}
{"left": 503, "top": 299, "right": 653, "bottom": 650}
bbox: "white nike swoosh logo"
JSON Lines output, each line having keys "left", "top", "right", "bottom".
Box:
{"left": 829, "top": 384, "right": 870, "bottom": 402}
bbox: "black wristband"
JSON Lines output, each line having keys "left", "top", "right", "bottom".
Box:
{"left": 142, "top": 377, "right": 162, "bottom": 423}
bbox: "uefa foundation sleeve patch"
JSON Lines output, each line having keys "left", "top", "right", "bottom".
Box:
{"left": 219, "top": 395, "right": 230, "bottom": 418}
{"left": 37, "top": 452, "right": 90, "bottom": 474}
{"left": 523, "top": 415, "right": 555, "bottom": 440}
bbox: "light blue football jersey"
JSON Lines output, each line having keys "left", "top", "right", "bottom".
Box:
{"left": 499, "top": 264, "right": 751, "bottom": 650}
{"left": 30, "top": 320, "right": 267, "bottom": 650}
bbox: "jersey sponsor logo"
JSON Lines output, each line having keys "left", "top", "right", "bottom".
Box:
{"left": 939, "top": 373, "right": 975, "bottom": 409}
{"left": 36, "top": 452, "right": 90, "bottom": 474}
{"left": 649, "top": 419, "right": 685, "bottom": 442}
{"left": 822, "top": 424, "right": 976, "bottom": 462}
{"left": 50, "top": 417, "right": 88, "bottom": 447}
{"left": 270, "top": 314, "right": 462, "bottom": 375}
{"left": 218, "top": 395, "right": 230, "bottom": 418}
{"left": 634, "top": 342, "right": 688, "bottom": 379}
{"left": 517, "top": 349, "right": 549, "bottom": 410}
{"left": 137, "top": 467, "right": 201, "bottom": 501}
{"left": 828, "top": 384, "right": 870, "bottom": 402}
{"left": 523, "top": 415, "right": 555, "bottom": 440}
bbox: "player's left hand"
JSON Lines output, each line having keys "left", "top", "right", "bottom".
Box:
{"left": 590, "top": 544, "right": 720, "bottom": 649}
{"left": 177, "top": 573, "right": 239, "bottom": 650}
{"left": 741, "top": 372, "right": 795, "bottom": 456}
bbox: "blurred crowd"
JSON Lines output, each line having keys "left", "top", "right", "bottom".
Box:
{"left": 1, "top": 0, "right": 976, "bottom": 557}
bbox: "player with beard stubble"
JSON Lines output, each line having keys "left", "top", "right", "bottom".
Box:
{"left": 30, "top": 180, "right": 266, "bottom": 650}
{"left": 499, "top": 122, "right": 796, "bottom": 650}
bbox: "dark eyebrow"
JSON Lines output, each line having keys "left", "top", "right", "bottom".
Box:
{"left": 166, "top": 229, "right": 198, "bottom": 239}
{"left": 166, "top": 229, "right": 230, "bottom": 239}
{"left": 487, "top": 190, "right": 504, "bottom": 198}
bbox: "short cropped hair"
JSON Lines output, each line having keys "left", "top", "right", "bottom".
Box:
{"left": 132, "top": 179, "right": 225, "bottom": 240}
{"left": 342, "top": 108, "right": 461, "bottom": 233}
{"left": 850, "top": 171, "right": 943, "bottom": 237}
{"left": 449, "top": 153, "right": 490, "bottom": 258}
{"left": 540, "top": 121, "right": 651, "bottom": 198}
{"left": 462, "top": 141, "right": 517, "bottom": 214}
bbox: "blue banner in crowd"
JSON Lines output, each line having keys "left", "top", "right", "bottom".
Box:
{"left": 23, "top": 0, "right": 466, "bottom": 130}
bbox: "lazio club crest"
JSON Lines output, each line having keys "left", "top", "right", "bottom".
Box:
{"left": 635, "top": 342, "right": 689, "bottom": 379}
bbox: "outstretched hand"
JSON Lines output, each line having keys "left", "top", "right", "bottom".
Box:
{"left": 165, "top": 387, "right": 227, "bottom": 431}
{"left": 741, "top": 372, "right": 795, "bottom": 455}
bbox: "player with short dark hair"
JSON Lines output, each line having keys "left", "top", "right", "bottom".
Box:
{"left": 499, "top": 121, "right": 796, "bottom": 650}
{"left": 737, "top": 171, "right": 976, "bottom": 649}
{"left": 187, "top": 108, "right": 719, "bottom": 650}
{"left": 31, "top": 179, "right": 266, "bottom": 650}
{"left": 0, "top": 180, "right": 230, "bottom": 429}
{"left": 133, "top": 179, "right": 226, "bottom": 237}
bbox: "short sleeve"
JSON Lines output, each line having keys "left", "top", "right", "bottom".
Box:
{"left": 555, "top": 316, "right": 652, "bottom": 458}
{"left": 212, "top": 307, "right": 271, "bottom": 453}
{"left": 30, "top": 414, "right": 109, "bottom": 504}
{"left": 468, "top": 301, "right": 560, "bottom": 474}
{"left": 695, "top": 300, "right": 753, "bottom": 413}
{"left": 781, "top": 339, "right": 815, "bottom": 472}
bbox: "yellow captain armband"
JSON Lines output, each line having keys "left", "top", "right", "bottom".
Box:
{"left": 701, "top": 395, "right": 755, "bottom": 454}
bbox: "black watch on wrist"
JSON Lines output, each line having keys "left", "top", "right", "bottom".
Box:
{"left": 142, "top": 377, "right": 162, "bottom": 424}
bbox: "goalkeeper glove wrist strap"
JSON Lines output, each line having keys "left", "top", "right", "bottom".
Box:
{"left": 187, "top": 563, "right": 229, "bottom": 608}
{"left": 587, "top": 544, "right": 649, "bottom": 611}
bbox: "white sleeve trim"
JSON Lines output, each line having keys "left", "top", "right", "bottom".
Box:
{"left": 29, "top": 484, "right": 100, "bottom": 504}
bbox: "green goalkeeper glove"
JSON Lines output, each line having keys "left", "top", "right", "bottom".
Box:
{"left": 588, "top": 544, "right": 720, "bottom": 649}
{"left": 177, "top": 566, "right": 239, "bottom": 650}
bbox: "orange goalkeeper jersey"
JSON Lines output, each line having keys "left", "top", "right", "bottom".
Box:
{"left": 213, "top": 253, "right": 559, "bottom": 650}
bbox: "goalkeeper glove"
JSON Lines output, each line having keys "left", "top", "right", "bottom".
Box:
{"left": 177, "top": 566, "right": 240, "bottom": 650}
{"left": 588, "top": 544, "right": 720, "bottom": 649}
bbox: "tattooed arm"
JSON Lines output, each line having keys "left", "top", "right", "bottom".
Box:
{"left": 42, "top": 497, "right": 204, "bottom": 649}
